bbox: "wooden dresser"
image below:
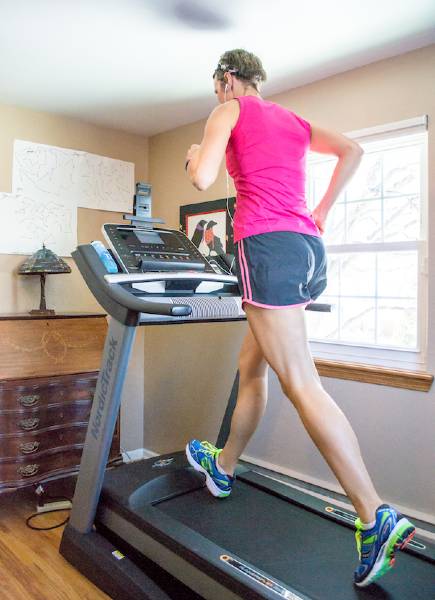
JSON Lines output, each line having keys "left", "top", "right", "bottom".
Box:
{"left": 0, "top": 313, "right": 120, "bottom": 492}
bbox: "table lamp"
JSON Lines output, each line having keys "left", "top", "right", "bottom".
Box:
{"left": 18, "top": 244, "right": 72, "bottom": 315}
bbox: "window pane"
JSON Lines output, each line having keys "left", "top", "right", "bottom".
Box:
{"left": 323, "top": 255, "right": 339, "bottom": 296}
{"left": 306, "top": 160, "right": 338, "bottom": 207}
{"left": 377, "top": 299, "right": 417, "bottom": 349}
{"left": 323, "top": 204, "right": 346, "bottom": 245}
{"left": 383, "top": 145, "right": 421, "bottom": 197}
{"left": 377, "top": 251, "right": 417, "bottom": 299}
{"left": 347, "top": 199, "right": 382, "bottom": 243}
{"left": 383, "top": 195, "right": 420, "bottom": 242}
{"left": 340, "top": 298, "right": 376, "bottom": 344}
{"left": 306, "top": 295, "right": 339, "bottom": 340}
{"left": 346, "top": 152, "right": 382, "bottom": 201}
{"left": 340, "top": 253, "right": 376, "bottom": 297}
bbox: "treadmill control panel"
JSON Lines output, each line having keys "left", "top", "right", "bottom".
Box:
{"left": 103, "top": 224, "right": 223, "bottom": 274}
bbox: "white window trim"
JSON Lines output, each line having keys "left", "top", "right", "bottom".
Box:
{"left": 345, "top": 115, "right": 428, "bottom": 142}
{"left": 307, "top": 116, "right": 429, "bottom": 371}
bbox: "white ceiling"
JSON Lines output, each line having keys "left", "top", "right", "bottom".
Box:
{"left": 1, "top": 0, "right": 434, "bottom": 137}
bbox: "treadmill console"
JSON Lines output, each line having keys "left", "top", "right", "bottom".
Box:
{"left": 103, "top": 224, "right": 225, "bottom": 275}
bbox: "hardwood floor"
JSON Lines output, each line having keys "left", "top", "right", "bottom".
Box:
{"left": 0, "top": 488, "right": 110, "bottom": 599}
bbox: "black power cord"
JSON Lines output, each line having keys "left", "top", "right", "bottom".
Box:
{"left": 25, "top": 457, "right": 124, "bottom": 531}
{"left": 26, "top": 495, "right": 72, "bottom": 531}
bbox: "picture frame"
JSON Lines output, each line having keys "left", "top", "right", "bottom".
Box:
{"left": 179, "top": 197, "right": 236, "bottom": 257}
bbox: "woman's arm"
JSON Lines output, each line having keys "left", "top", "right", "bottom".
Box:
{"left": 310, "top": 124, "right": 363, "bottom": 234}
{"left": 186, "top": 100, "right": 238, "bottom": 191}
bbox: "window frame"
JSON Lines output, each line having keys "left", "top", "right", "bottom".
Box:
{"left": 306, "top": 115, "right": 429, "bottom": 371}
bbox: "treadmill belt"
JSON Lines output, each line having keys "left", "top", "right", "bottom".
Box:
{"left": 157, "top": 480, "right": 435, "bottom": 599}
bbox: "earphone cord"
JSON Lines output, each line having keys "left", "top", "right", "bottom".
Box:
{"left": 224, "top": 84, "right": 236, "bottom": 275}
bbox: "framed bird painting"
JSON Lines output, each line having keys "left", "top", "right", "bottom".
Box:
{"left": 179, "top": 197, "right": 236, "bottom": 258}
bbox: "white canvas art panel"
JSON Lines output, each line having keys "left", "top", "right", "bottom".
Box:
{"left": 0, "top": 191, "right": 76, "bottom": 256}
{"left": 0, "top": 140, "right": 135, "bottom": 256}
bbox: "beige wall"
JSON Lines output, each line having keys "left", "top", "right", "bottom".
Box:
{"left": 0, "top": 105, "right": 149, "bottom": 450}
{"left": 148, "top": 44, "right": 435, "bottom": 519}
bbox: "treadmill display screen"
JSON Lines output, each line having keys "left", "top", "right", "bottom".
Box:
{"left": 134, "top": 230, "right": 165, "bottom": 245}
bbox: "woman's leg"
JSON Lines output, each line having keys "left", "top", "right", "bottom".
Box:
{"left": 242, "top": 303, "right": 382, "bottom": 524}
{"left": 218, "top": 326, "right": 269, "bottom": 476}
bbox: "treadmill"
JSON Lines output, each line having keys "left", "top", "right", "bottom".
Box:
{"left": 60, "top": 212, "right": 435, "bottom": 600}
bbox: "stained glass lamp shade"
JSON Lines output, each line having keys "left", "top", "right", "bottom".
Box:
{"left": 18, "top": 245, "right": 72, "bottom": 315}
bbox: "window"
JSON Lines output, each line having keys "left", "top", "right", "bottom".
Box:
{"left": 305, "top": 116, "right": 428, "bottom": 369}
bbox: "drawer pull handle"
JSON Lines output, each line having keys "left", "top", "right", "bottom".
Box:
{"left": 19, "top": 441, "right": 40, "bottom": 454}
{"left": 18, "top": 394, "right": 40, "bottom": 407}
{"left": 19, "top": 418, "right": 40, "bottom": 431}
{"left": 17, "top": 464, "right": 39, "bottom": 477}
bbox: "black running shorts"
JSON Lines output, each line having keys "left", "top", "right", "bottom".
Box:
{"left": 234, "top": 231, "right": 327, "bottom": 309}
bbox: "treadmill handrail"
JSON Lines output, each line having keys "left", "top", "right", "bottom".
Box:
{"left": 104, "top": 271, "right": 238, "bottom": 285}
{"left": 73, "top": 244, "right": 192, "bottom": 318}
{"left": 107, "top": 282, "right": 192, "bottom": 316}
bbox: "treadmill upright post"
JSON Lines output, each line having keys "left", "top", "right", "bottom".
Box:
{"left": 216, "top": 372, "right": 239, "bottom": 449}
{"left": 69, "top": 317, "right": 137, "bottom": 534}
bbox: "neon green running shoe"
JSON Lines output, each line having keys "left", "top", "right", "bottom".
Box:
{"left": 354, "top": 504, "right": 415, "bottom": 587}
{"left": 186, "top": 440, "right": 234, "bottom": 498}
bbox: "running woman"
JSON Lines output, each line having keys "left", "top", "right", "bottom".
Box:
{"left": 184, "top": 48, "right": 415, "bottom": 588}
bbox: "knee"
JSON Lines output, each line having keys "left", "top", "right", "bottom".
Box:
{"left": 238, "top": 350, "right": 268, "bottom": 381}
{"left": 278, "top": 375, "right": 322, "bottom": 410}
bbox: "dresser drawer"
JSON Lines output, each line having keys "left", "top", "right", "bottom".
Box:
{"left": 0, "top": 316, "right": 107, "bottom": 380}
{"left": 0, "top": 401, "right": 92, "bottom": 434}
{"left": 0, "top": 373, "right": 97, "bottom": 410}
{"left": 0, "top": 424, "right": 88, "bottom": 460}
{"left": 0, "top": 447, "right": 85, "bottom": 488}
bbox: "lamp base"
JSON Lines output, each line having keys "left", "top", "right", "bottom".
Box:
{"left": 29, "top": 309, "right": 56, "bottom": 316}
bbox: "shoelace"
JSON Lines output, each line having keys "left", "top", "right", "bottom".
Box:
{"left": 200, "top": 440, "right": 218, "bottom": 457}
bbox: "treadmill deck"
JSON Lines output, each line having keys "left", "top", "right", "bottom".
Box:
{"left": 98, "top": 455, "right": 435, "bottom": 600}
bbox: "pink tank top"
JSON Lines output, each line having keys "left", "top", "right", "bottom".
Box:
{"left": 225, "top": 96, "right": 320, "bottom": 242}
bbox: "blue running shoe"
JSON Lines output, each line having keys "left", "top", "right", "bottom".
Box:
{"left": 186, "top": 440, "right": 234, "bottom": 498}
{"left": 354, "top": 504, "right": 415, "bottom": 587}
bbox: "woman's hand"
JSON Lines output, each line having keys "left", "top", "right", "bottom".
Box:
{"left": 311, "top": 206, "right": 328, "bottom": 236}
